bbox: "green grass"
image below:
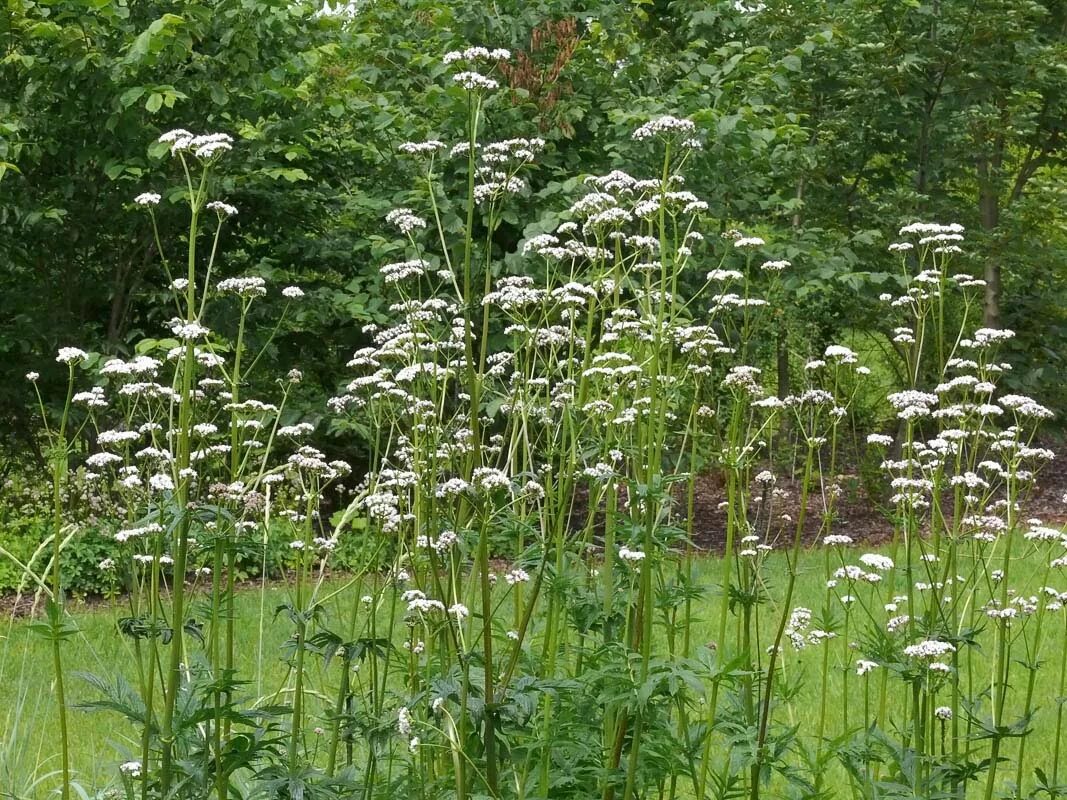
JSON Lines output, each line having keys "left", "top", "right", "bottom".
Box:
{"left": 0, "top": 545, "right": 1063, "bottom": 797}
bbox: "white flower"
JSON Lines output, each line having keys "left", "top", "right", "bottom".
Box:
{"left": 443, "top": 46, "right": 510, "bottom": 65}
{"left": 206, "top": 200, "right": 238, "bottom": 217}
{"left": 134, "top": 192, "right": 161, "bottom": 206}
{"left": 26, "top": 372, "right": 39, "bottom": 382}
{"left": 56, "top": 347, "right": 88, "bottom": 365}
{"left": 192, "top": 132, "right": 234, "bottom": 159}
{"left": 398, "top": 706, "right": 413, "bottom": 736}
{"left": 856, "top": 659, "right": 879, "bottom": 676}
{"left": 819, "top": 535, "right": 853, "bottom": 550}
{"left": 217, "top": 276, "right": 266, "bottom": 297}
{"left": 935, "top": 706, "right": 953, "bottom": 720}
{"left": 282, "top": 285, "right": 305, "bottom": 299}
{"left": 760, "top": 259, "right": 790, "bottom": 272}
{"left": 632, "top": 115, "right": 696, "bottom": 141}
{"left": 859, "top": 553, "right": 894, "bottom": 572}
{"left": 385, "top": 208, "right": 427, "bottom": 234}
{"left": 903, "top": 640, "right": 956, "bottom": 660}
{"left": 824, "top": 344, "right": 857, "bottom": 363}
{"left": 119, "top": 760, "right": 142, "bottom": 777}
{"left": 149, "top": 474, "right": 175, "bottom": 492}
{"left": 733, "top": 237, "right": 765, "bottom": 248}
{"left": 505, "top": 568, "right": 530, "bottom": 585}
{"left": 453, "top": 71, "right": 499, "bottom": 91}
{"left": 399, "top": 140, "right": 446, "bottom": 155}
{"left": 158, "top": 129, "right": 192, "bottom": 144}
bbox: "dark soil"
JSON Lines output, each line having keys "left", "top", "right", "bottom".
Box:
{"left": 687, "top": 436, "right": 1067, "bottom": 552}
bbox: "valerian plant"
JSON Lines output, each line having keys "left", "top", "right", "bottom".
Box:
{"left": 17, "top": 45, "right": 1067, "bottom": 800}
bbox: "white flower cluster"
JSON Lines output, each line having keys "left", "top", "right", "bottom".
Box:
{"left": 785, "top": 607, "right": 812, "bottom": 650}
{"left": 159, "top": 129, "right": 234, "bottom": 159}
{"left": 206, "top": 200, "right": 238, "bottom": 217}
{"left": 217, "top": 276, "right": 266, "bottom": 297}
{"left": 903, "top": 640, "right": 956, "bottom": 660}
{"left": 898, "top": 222, "right": 964, "bottom": 237}
{"left": 399, "top": 140, "right": 445, "bottom": 155}
{"left": 385, "top": 208, "right": 427, "bottom": 235}
{"left": 453, "top": 72, "right": 499, "bottom": 91}
{"left": 443, "top": 46, "right": 511, "bottom": 65}
{"left": 632, "top": 115, "right": 698, "bottom": 144}
{"left": 56, "top": 347, "right": 88, "bottom": 365}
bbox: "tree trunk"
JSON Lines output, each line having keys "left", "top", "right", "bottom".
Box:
{"left": 977, "top": 158, "right": 1002, "bottom": 329}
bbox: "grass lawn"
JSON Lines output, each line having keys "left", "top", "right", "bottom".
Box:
{"left": 0, "top": 544, "right": 1062, "bottom": 797}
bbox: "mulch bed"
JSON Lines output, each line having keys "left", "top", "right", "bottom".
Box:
{"left": 687, "top": 436, "right": 1067, "bottom": 553}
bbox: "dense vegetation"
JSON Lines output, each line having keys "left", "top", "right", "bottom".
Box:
{"left": 1, "top": 2, "right": 1066, "bottom": 800}
{"left": 3, "top": 0, "right": 1065, "bottom": 468}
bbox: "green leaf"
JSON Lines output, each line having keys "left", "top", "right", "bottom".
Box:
{"left": 119, "top": 86, "right": 145, "bottom": 108}
{"left": 145, "top": 92, "right": 163, "bottom": 113}
{"left": 261, "top": 167, "right": 309, "bottom": 183}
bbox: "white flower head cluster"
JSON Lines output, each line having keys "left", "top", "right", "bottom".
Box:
{"left": 134, "top": 192, "right": 161, "bottom": 207}
{"left": 823, "top": 534, "right": 854, "bottom": 546}
{"left": 397, "top": 706, "right": 413, "bottom": 736}
{"left": 385, "top": 208, "right": 427, "bottom": 235}
{"left": 898, "top": 222, "right": 964, "bottom": 237}
{"left": 166, "top": 319, "right": 211, "bottom": 341}
{"left": 159, "top": 129, "right": 234, "bottom": 160}
{"left": 381, "top": 259, "right": 430, "bottom": 284}
{"left": 217, "top": 276, "right": 266, "bottom": 297}
{"left": 632, "top": 115, "right": 698, "bottom": 145}
{"left": 505, "top": 567, "right": 530, "bottom": 585}
{"left": 100, "top": 355, "right": 161, "bottom": 377}
{"left": 835, "top": 565, "right": 882, "bottom": 583}
{"left": 73, "top": 387, "right": 107, "bottom": 408}
{"left": 859, "top": 553, "right": 894, "bottom": 572}
{"left": 856, "top": 659, "right": 879, "bottom": 676}
{"left": 903, "top": 640, "right": 956, "bottom": 660}
{"left": 999, "top": 393, "right": 1054, "bottom": 419}
{"left": 399, "top": 140, "right": 445, "bottom": 156}
{"left": 443, "top": 46, "right": 511, "bottom": 65}
{"left": 824, "top": 344, "right": 858, "bottom": 363}
{"left": 206, "top": 200, "right": 238, "bottom": 217}
{"left": 56, "top": 347, "right": 88, "bottom": 365}
{"left": 887, "top": 390, "right": 939, "bottom": 420}
{"left": 760, "top": 259, "right": 790, "bottom": 272}
{"left": 785, "top": 607, "right": 812, "bottom": 650}
{"left": 149, "top": 473, "right": 175, "bottom": 492}
{"left": 453, "top": 72, "right": 499, "bottom": 91}
{"left": 733, "top": 236, "right": 765, "bottom": 249}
